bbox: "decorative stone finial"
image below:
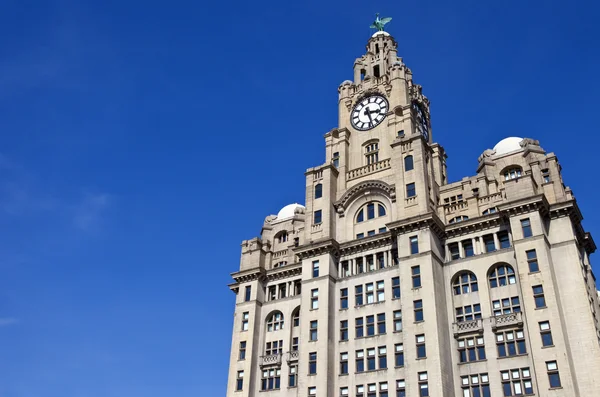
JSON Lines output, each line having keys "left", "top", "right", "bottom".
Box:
{"left": 370, "top": 13, "right": 392, "bottom": 32}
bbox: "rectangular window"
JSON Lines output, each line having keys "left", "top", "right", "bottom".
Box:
{"left": 312, "top": 261, "right": 319, "bottom": 278}
{"left": 376, "top": 280, "right": 385, "bottom": 302}
{"left": 308, "top": 352, "right": 317, "bottom": 374}
{"left": 288, "top": 365, "right": 297, "bottom": 387}
{"left": 455, "top": 304, "right": 482, "bottom": 322}
{"left": 311, "top": 289, "right": 319, "bottom": 309}
{"left": 315, "top": 183, "right": 322, "bottom": 199}
{"left": 332, "top": 152, "right": 340, "bottom": 168}
{"left": 367, "top": 255, "right": 375, "bottom": 271}
{"left": 340, "top": 320, "right": 349, "bottom": 341}
{"left": 458, "top": 336, "right": 486, "bottom": 363}
{"left": 498, "top": 230, "right": 510, "bottom": 249}
{"left": 492, "top": 296, "right": 521, "bottom": 316}
{"left": 396, "top": 380, "right": 406, "bottom": 397}
{"left": 244, "top": 286, "right": 251, "bottom": 302}
{"left": 539, "top": 321, "right": 554, "bottom": 347}
{"left": 542, "top": 168, "right": 551, "bottom": 183}
{"left": 416, "top": 334, "right": 426, "bottom": 358}
{"left": 378, "top": 346, "right": 387, "bottom": 369}
{"left": 496, "top": 330, "right": 527, "bottom": 357}
{"left": 367, "top": 229, "right": 375, "bottom": 237}
{"left": 367, "top": 383, "right": 376, "bottom": 397}
{"left": 460, "top": 374, "right": 490, "bottom": 397}
{"left": 410, "top": 236, "right": 419, "bottom": 254}
{"left": 355, "top": 285, "right": 364, "bottom": 306}
{"left": 265, "top": 340, "right": 283, "bottom": 355}
{"left": 414, "top": 300, "right": 424, "bottom": 322}
{"left": 236, "top": 370, "right": 244, "bottom": 391}
{"left": 261, "top": 368, "right": 281, "bottom": 390}
{"left": 547, "top": 361, "right": 561, "bottom": 388}
{"left": 449, "top": 242, "right": 460, "bottom": 260}
{"left": 340, "top": 387, "right": 348, "bottom": 396}
{"left": 380, "top": 382, "right": 388, "bottom": 397}
{"left": 357, "top": 233, "right": 365, "bottom": 239}
{"left": 239, "top": 341, "right": 246, "bottom": 360}
{"left": 340, "top": 352, "right": 349, "bottom": 375}
{"left": 356, "top": 317, "right": 364, "bottom": 338}
{"left": 501, "top": 368, "right": 533, "bottom": 395}
{"left": 356, "top": 350, "right": 365, "bottom": 372}
{"left": 418, "top": 372, "right": 429, "bottom": 397}
{"left": 393, "top": 310, "right": 402, "bottom": 332}
{"left": 392, "top": 277, "right": 401, "bottom": 299}
{"left": 356, "top": 257, "right": 364, "bottom": 273}
{"left": 340, "top": 288, "right": 348, "bottom": 309}
{"left": 412, "top": 266, "right": 421, "bottom": 288}
{"left": 527, "top": 249, "right": 539, "bottom": 272}
{"left": 366, "top": 315, "right": 375, "bottom": 336}
{"left": 366, "top": 282, "right": 374, "bottom": 304}
{"left": 367, "top": 348, "right": 376, "bottom": 370}
{"left": 377, "top": 252, "right": 385, "bottom": 269}
{"left": 521, "top": 218, "right": 532, "bottom": 238}
{"left": 310, "top": 320, "right": 318, "bottom": 341}
{"left": 395, "top": 344, "right": 404, "bottom": 367}
{"left": 241, "top": 312, "right": 249, "bottom": 331}
{"left": 463, "top": 240, "right": 474, "bottom": 257}
{"left": 406, "top": 182, "right": 416, "bottom": 198}
{"left": 314, "top": 210, "right": 322, "bottom": 224}
{"left": 483, "top": 234, "right": 496, "bottom": 252}
{"left": 533, "top": 285, "right": 547, "bottom": 308}
{"left": 292, "top": 337, "right": 299, "bottom": 351}
{"left": 377, "top": 313, "right": 386, "bottom": 334}
{"left": 308, "top": 386, "right": 317, "bottom": 395}
{"left": 357, "top": 385, "right": 364, "bottom": 397}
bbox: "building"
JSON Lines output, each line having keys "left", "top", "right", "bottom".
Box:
{"left": 225, "top": 25, "right": 600, "bottom": 397}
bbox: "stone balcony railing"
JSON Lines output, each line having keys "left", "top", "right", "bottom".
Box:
{"left": 444, "top": 201, "right": 468, "bottom": 214}
{"left": 260, "top": 353, "right": 282, "bottom": 368}
{"left": 287, "top": 350, "right": 299, "bottom": 363}
{"left": 453, "top": 318, "right": 484, "bottom": 338}
{"left": 346, "top": 158, "right": 391, "bottom": 181}
{"left": 491, "top": 312, "right": 524, "bottom": 331}
{"left": 272, "top": 249, "right": 288, "bottom": 259}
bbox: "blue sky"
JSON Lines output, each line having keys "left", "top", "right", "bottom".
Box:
{"left": 0, "top": 0, "right": 599, "bottom": 396}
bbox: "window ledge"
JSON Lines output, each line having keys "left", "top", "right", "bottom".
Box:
{"left": 535, "top": 306, "right": 548, "bottom": 310}
{"left": 458, "top": 359, "right": 488, "bottom": 365}
{"left": 549, "top": 387, "right": 563, "bottom": 390}
{"left": 541, "top": 345, "right": 555, "bottom": 349}
{"left": 528, "top": 271, "right": 541, "bottom": 275}
{"left": 416, "top": 357, "right": 427, "bottom": 360}
{"left": 497, "top": 353, "right": 528, "bottom": 360}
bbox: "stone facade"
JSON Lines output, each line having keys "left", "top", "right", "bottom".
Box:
{"left": 226, "top": 31, "right": 600, "bottom": 397}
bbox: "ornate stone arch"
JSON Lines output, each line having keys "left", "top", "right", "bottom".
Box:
{"left": 334, "top": 180, "right": 396, "bottom": 218}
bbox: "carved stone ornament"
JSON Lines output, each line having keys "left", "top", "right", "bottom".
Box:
{"left": 334, "top": 180, "right": 396, "bottom": 216}
{"left": 354, "top": 89, "right": 385, "bottom": 107}
{"left": 477, "top": 149, "right": 497, "bottom": 163}
{"left": 264, "top": 215, "right": 277, "bottom": 224}
{"left": 409, "top": 83, "right": 430, "bottom": 109}
{"left": 520, "top": 138, "right": 540, "bottom": 148}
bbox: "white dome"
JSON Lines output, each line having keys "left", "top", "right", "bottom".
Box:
{"left": 276, "top": 203, "right": 305, "bottom": 221}
{"left": 493, "top": 137, "right": 523, "bottom": 156}
{"left": 372, "top": 31, "right": 390, "bottom": 37}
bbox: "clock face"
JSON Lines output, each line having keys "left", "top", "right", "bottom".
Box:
{"left": 413, "top": 102, "right": 429, "bottom": 141}
{"left": 351, "top": 95, "right": 388, "bottom": 131}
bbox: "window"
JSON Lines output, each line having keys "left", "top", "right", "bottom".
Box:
{"left": 464, "top": 240, "right": 474, "bottom": 257}
{"left": 379, "top": 227, "right": 387, "bottom": 233}
{"left": 292, "top": 309, "right": 300, "bottom": 327}
{"left": 449, "top": 242, "right": 460, "bottom": 260}
{"left": 453, "top": 271, "right": 478, "bottom": 295}
{"left": 311, "top": 289, "right": 319, "bottom": 309}
{"left": 406, "top": 183, "right": 416, "bottom": 198}
{"left": 356, "top": 285, "right": 364, "bottom": 306}
{"left": 455, "top": 304, "right": 482, "bottom": 322}
{"left": 365, "top": 142, "right": 379, "bottom": 165}
{"left": 542, "top": 168, "right": 551, "bottom": 183}
{"left": 241, "top": 312, "right": 249, "bottom": 331}
{"left": 546, "top": 361, "right": 561, "bottom": 388}
{"left": 340, "top": 387, "right": 349, "bottom": 396}
{"left": 521, "top": 218, "right": 532, "bottom": 238}
{"left": 236, "top": 370, "right": 244, "bottom": 391}
{"left": 416, "top": 334, "right": 426, "bottom": 358}
{"left": 367, "top": 255, "right": 375, "bottom": 271}
{"left": 504, "top": 167, "right": 522, "bottom": 181}
{"left": 412, "top": 266, "right": 421, "bottom": 288}
{"left": 498, "top": 231, "right": 510, "bottom": 249}
{"left": 239, "top": 341, "right": 246, "bottom": 360}
{"left": 395, "top": 344, "right": 404, "bottom": 367}
{"left": 378, "top": 346, "right": 387, "bottom": 369}
{"left": 393, "top": 310, "right": 402, "bottom": 332}
{"left": 314, "top": 210, "right": 322, "bottom": 224}
{"left": 278, "top": 231, "right": 288, "bottom": 243}
{"left": 539, "top": 321, "right": 554, "bottom": 347}
{"left": 396, "top": 380, "right": 406, "bottom": 397}
{"left": 244, "top": 286, "right": 251, "bottom": 302}
{"left": 356, "top": 317, "right": 364, "bottom": 338}
{"left": 449, "top": 215, "right": 469, "bottom": 224}
{"left": 366, "top": 283, "right": 374, "bottom": 304}
{"left": 357, "top": 233, "right": 365, "bottom": 239}
{"left": 404, "top": 155, "right": 414, "bottom": 171}
{"left": 340, "top": 352, "right": 349, "bottom": 375}
{"left": 526, "top": 250, "right": 539, "bottom": 272}
{"left": 356, "top": 202, "right": 387, "bottom": 223}
{"left": 367, "top": 384, "right": 376, "bottom": 397}
{"left": 356, "top": 258, "right": 364, "bottom": 274}
{"left": 458, "top": 336, "right": 486, "bottom": 363}
{"left": 418, "top": 372, "right": 429, "bottom": 397}
{"left": 310, "top": 320, "right": 318, "bottom": 341}
{"left": 367, "top": 315, "right": 375, "bottom": 336}
{"left": 496, "top": 330, "right": 527, "bottom": 357}
{"left": 376, "top": 280, "right": 385, "bottom": 301}
{"left": 338, "top": 320, "right": 348, "bottom": 340}
{"left": 378, "top": 313, "right": 386, "bottom": 334}
{"left": 312, "top": 261, "right": 319, "bottom": 278}
{"left": 489, "top": 264, "right": 516, "bottom": 288}
{"left": 414, "top": 300, "right": 424, "bottom": 322}
{"left": 392, "top": 277, "right": 400, "bottom": 299}
{"left": 377, "top": 252, "right": 385, "bottom": 268}
{"left": 367, "top": 348, "right": 376, "bottom": 370}
{"left": 483, "top": 234, "right": 496, "bottom": 252}
{"left": 461, "top": 374, "right": 490, "bottom": 397}
{"left": 492, "top": 296, "right": 521, "bottom": 316}
{"left": 261, "top": 368, "right": 281, "bottom": 390}
{"left": 288, "top": 365, "right": 297, "bottom": 387}
{"left": 410, "top": 236, "right": 419, "bottom": 254}
{"left": 267, "top": 311, "right": 284, "bottom": 332}
{"left": 533, "top": 285, "right": 546, "bottom": 308}
{"left": 292, "top": 337, "right": 299, "bottom": 351}
{"left": 308, "top": 386, "right": 317, "bottom": 396}
{"left": 340, "top": 288, "right": 348, "bottom": 309}
{"left": 308, "top": 352, "right": 317, "bottom": 374}
{"left": 332, "top": 152, "right": 340, "bottom": 168}
{"left": 357, "top": 385, "right": 364, "bottom": 397}
{"left": 501, "top": 368, "right": 533, "bottom": 396}
{"left": 483, "top": 207, "right": 497, "bottom": 215}
{"left": 380, "top": 382, "right": 389, "bottom": 397}
{"left": 265, "top": 340, "right": 283, "bottom": 355}
{"left": 314, "top": 183, "right": 322, "bottom": 199}
{"left": 356, "top": 350, "right": 365, "bottom": 372}
{"left": 368, "top": 230, "right": 376, "bottom": 237}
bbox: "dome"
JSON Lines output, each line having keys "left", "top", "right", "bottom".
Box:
{"left": 372, "top": 31, "right": 390, "bottom": 38}
{"left": 493, "top": 137, "right": 523, "bottom": 156}
{"left": 276, "top": 203, "right": 305, "bottom": 221}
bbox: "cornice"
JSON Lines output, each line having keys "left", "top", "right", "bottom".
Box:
{"left": 497, "top": 194, "right": 549, "bottom": 217}
{"left": 549, "top": 200, "right": 596, "bottom": 254}
{"left": 230, "top": 268, "right": 265, "bottom": 285}
{"left": 339, "top": 232, "right": 395, "bottom": 257}
{"left": 445, "top": 213, "right": 505, "bottom": 239}
{"left": 387, "top": 212, "right": 445, "bottom": 239}
{"left": 265, "top": 263, "right": 302, "bottom": 282}
{"left": 293, "top": 238, "right": 340, "bottom": 261}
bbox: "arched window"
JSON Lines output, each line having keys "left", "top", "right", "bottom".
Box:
{"left": 488, "top": 264, "right": 516, "bottom": 288}
{"left": 314, "top": 183, "right": 322, "bottom": 199}
{"left": 452, "top": 271, "right": 478, "bottom": 295}
{"left": 277, "top": 232, "right": 288, "bottom": 243}
{"left": 504, "top": 167, "right": 522, "bottom": 181}
{"left": 266, "top": 311, "right": 284, "bottom": 332}
{"left": 483, "top": 208, "right": 497, "bottom": 215}
{"left": 364, "top": 142, "right": 379, "bottom": 165}
{"left": 404, "top": 155, "right": 414, "bottom": 171}
{"left": 291, "top": 307, "right": 300, "bottom": 327}
{"left": 449, "top": 216, "right": 469, "bottom": 224}
{"left": 356, "top": 202, "right": 387, "bottom": 223}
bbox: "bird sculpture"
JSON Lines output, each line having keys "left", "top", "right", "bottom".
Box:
{"left": 370, "top": 13, "right": 392, "bottom": 31}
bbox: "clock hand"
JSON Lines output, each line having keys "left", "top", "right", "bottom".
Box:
{"left": 364, "top": 107, "right": 374, "bottom": 123}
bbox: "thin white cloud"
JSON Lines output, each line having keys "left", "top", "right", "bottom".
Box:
{"left": 0, "top": 318, "right": 19, "bottom": 327}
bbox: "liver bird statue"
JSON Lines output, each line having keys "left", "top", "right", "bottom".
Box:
{"left": 370, "top": 13, "right": 392, "bottom": 31}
